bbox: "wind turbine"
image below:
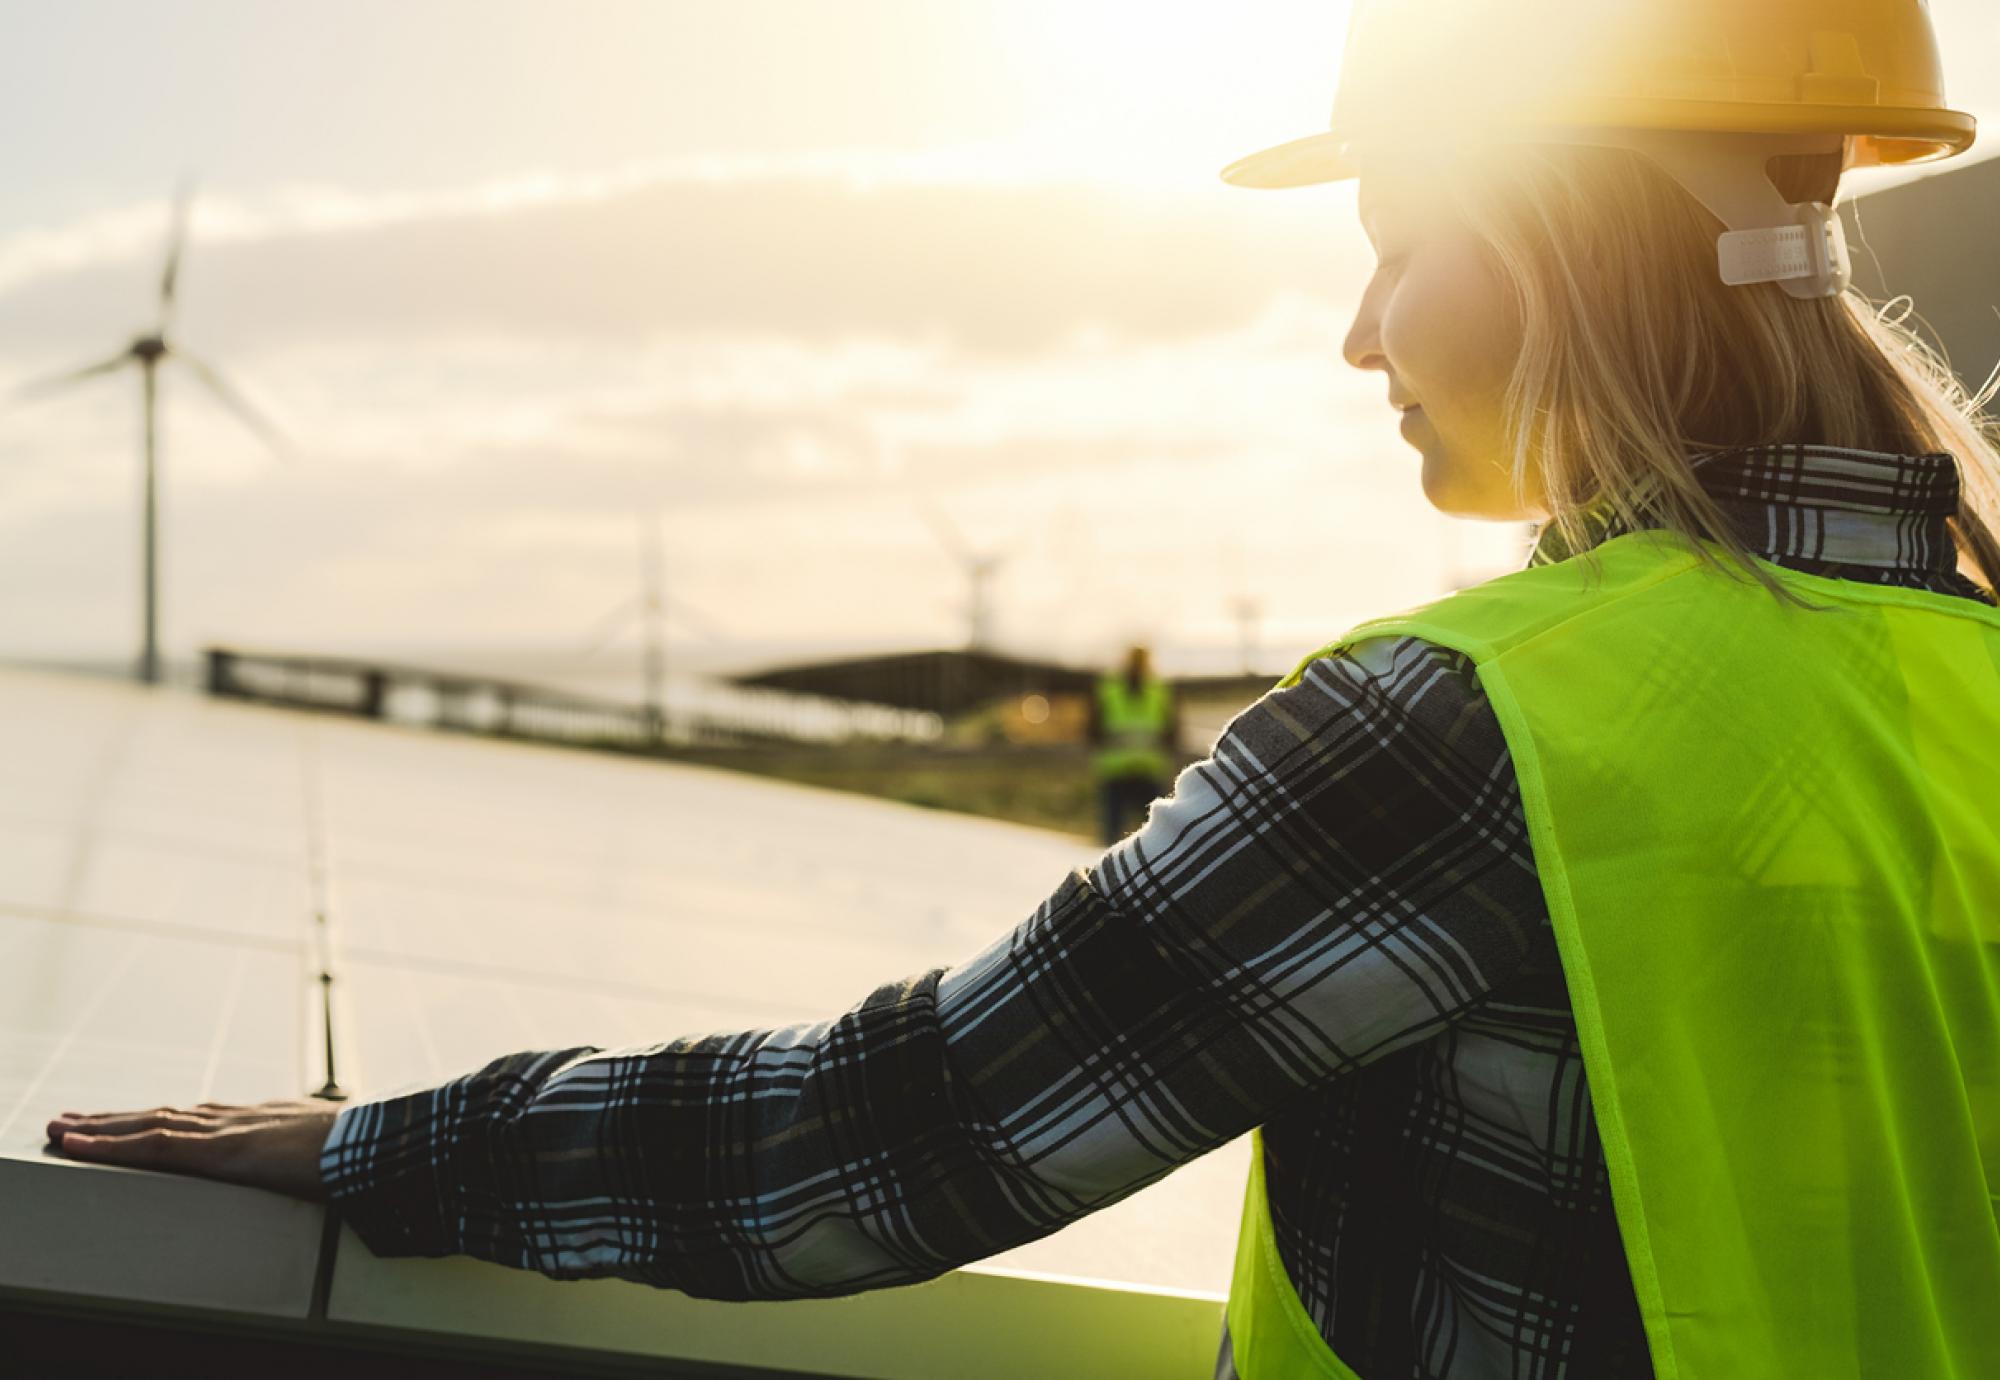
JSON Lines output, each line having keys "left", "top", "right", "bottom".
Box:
{"left": 917, "top": 497, "right": 1016, "bottom": 653}
{"left": 1228, "top": 595, "right": 1264, "bottom": 675}
{"left": 1219, "top": 538, "right": 1264, "bottom": 675}
{"left": 10, "top": 179, "right": 288, "bottom": 686}
{"left": 577, "top": 508, "right": 722, "bottom": 742}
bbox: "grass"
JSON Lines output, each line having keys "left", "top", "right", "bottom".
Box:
{"left": 641, "top": 741, "right": 1106, "bottom": 840}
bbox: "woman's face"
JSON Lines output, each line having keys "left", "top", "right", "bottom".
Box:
{"left": 1344, "top": 169, "right": 1545, "bottom": 520}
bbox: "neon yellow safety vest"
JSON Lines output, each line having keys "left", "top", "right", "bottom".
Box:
{"left": 1227, "top": 530, "right": 2000, "bottom": 1379}
{"left": 1094, "top": 674, "right": 1173, "bottom": 781}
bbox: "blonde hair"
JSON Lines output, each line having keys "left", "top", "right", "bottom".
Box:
{"left": 1443, "top": 142, "right": 2000, "bottom": 598}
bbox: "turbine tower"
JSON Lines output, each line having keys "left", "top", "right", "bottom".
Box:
{"left": 1219, "top": 539, "right": 1263, "bottom": 675}
{"left": 1229, "top": 594, "right": 1264, "bottom": 676}
{"left": 577, "top": 508, "right": 721, "bottom": 743}
{"left": 11, "top": 179, "right": 287, "bottom": 685}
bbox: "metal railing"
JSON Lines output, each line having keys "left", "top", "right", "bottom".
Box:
{"left": 202, "top": 646, "right": 943, "bottom": 751}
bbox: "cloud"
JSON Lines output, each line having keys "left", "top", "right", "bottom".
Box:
{"left": 0, "top": 159, "right": 1449, "bottom": 668}
{"left": 0, "top": 149, "right": 1125, "bottom": 299}
{"left": 0, "top": 160, "right": 1365, "bottom": 363}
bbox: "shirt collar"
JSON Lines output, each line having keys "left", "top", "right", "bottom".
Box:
{"left": 1526, "top": 443, "right": 1965, "bottom": 577}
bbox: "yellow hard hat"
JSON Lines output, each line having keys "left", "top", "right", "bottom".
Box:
{"left": 1223, "top": 0, "right": 1977, "bottom": 190}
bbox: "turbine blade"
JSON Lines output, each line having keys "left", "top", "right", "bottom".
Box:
{"left": 177, "top": 350, "right": 290, "bottom": 458}
{"left": 578, "top": 594, "right": 642, "bottom": 660}
{"left": 660, "top": 591, "right": 724, "bottom": 641}
{"left": 8, "top": 350, "right": 134, "bottom": 405}
{"left": 916, "top": 496, "right": 974, "bottom": 566}
{"left": 159, "top": 177, "right": 195, "bottom": 333}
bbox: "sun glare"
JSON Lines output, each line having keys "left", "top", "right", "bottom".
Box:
{"left": 966, "top": 0, "right": 1355, "bottom": 185}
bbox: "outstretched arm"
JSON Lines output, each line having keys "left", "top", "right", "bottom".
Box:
{"left": 53, "top": 636, "right": 1545, "bottom": 1300}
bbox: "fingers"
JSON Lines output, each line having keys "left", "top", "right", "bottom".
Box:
{"left": 47, "top": 1106, "right": 178, "bottom": 1142}
{"left": 46, "top": 1098, "right": 306, "bottom": 1146}
{"left": 53, "top": 1110, "right": 215, "bottom": 1138}
{"left": 46, "top": 1100, "right": 339, "bottom": 1200}
{"left": 55, "top": 1124, "right": 250, "bottom": 1180}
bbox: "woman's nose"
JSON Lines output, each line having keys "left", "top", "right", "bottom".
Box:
{"left": 1343, "top": 312, "right": 1386, "bottom": 374}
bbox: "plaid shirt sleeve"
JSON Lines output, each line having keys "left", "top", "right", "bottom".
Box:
{"left": 318, "top": 634, "right": 1546, "bottom": 1300}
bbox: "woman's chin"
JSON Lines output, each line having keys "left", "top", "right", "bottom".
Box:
{"left": 1419, "top": 451, "right": 1528, "bottom": 521}
{"left": 1417, "top": 451, "right": 1477, "bottom": 516}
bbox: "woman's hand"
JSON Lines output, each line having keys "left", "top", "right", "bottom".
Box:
{"left": 45, "top": 1099, "right": 339, "bottom": 1203}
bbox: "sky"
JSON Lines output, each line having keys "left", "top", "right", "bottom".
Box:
{"left": 6, "top": 1, "right": 2000, "bottom": 682}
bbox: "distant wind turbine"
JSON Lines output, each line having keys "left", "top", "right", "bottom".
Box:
{"left": 1219, "top": 538, "right": 1264, "bottom": 675}
{"left": 1228, "top": 595, "right": 1264, "bottom": 675}
{"left": 917, "top": 497, "right": 1017, "bottom": 653}
{"left": 577, "top": 508, "right": 723, "bottom": 741}
{"left": 10, "top": 178, "right": 289, "bottom": 685}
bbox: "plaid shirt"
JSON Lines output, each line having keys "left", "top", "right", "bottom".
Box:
{"left": 320, "top": 444, "right": 1991, "bottom": 1379}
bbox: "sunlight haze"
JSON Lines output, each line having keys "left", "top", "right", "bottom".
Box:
{"left": 6, "top": 0, "right": 1997, "bottom": 682}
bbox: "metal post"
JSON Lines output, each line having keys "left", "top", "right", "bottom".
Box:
{"left": 138, "top": 356, "right": 160, "bottom": 686}
{"left": 206, "top": 647, "right": 236, "bottom": 697}
{"left": 641, "top": 510, "right": 667, "bottom": 746}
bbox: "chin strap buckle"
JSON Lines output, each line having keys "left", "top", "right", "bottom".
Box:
{"left": 1717, "top": 201, "right": 1852, "bottom": 299}
{"left": 1522, "top": 127, "right": 1858, "bottom": 300}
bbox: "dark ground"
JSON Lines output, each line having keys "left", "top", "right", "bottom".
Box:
{"left": 648, "top": 741, "right": 1107, "bottom": 840}
{"left": 0, "top": 1298, "right": 819, "bottom": 1379}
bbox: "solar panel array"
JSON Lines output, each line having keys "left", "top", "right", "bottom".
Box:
{"left": 0, "top": 663, "right": 1244, "bottom": 1360}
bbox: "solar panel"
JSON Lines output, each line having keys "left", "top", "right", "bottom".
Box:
{"left": 0, "top": 664, "right": 1241, "bottom": 1374}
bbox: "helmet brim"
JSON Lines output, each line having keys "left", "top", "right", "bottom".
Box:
{"left": 1221, "top": 132, "right": 1357, "bottom": 189}
{"left": 1221, "top": 103, "right": 1978, "bottom": 189}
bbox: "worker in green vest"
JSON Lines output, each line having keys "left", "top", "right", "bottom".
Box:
{"left": 1089, "top": 643, "right": 1180, "bottom": 844}
{"left": 1215, "top": 2, "right": 2000, "bottom": 1374}
{"left": 48, "top": 3, "right": 2000, "bottom": 1378}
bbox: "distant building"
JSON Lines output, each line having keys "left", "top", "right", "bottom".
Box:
{"left": 733, "top": 649, "right": 1284, "bottom": 754}
{"left": 1172, "top": 671, "right": 1287, "bottom": 753}
{"left": 733, "top": 648, "right": 1100, "bottom": 721}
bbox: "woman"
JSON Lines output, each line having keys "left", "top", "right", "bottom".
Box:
{"left": 50, "top": 2, "right": 2000, "bottom": 1376}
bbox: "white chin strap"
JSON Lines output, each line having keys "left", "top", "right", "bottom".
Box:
{"left": 1527, "top": 128, "right": 1854, "bottom": 299}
